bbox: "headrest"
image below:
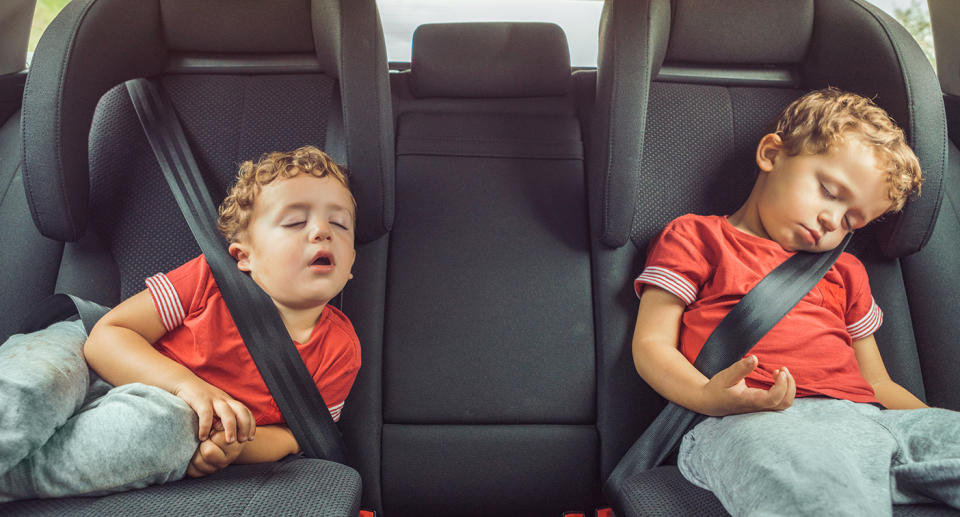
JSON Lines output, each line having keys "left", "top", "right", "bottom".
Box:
{"left": 666, "top": 0, "right": 814, "bottom": 64}
{"left": 161, "top": 0, "right": 314, "bottom": 53}
{"left": 598, "top": 0, "right": 944, "bottom": 257}
{"left": 595, "top": 0, "right": 671, "bottom": 248}
{"left": 410, "top": 22, "right": 571, "bottom": 98}
{"left": 21, "top": 0, "right": 394, "bottom": 244}
{"left": 802, "top": 0, "right": 945, "bottom": 258}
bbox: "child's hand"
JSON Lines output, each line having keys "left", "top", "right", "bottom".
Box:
{"left": 173, "top": 378, "right": 256, "bottom": 443}
{"left": 186, "top": 430, "right": 246, "bottom": 478}
{"left": 700, "top": 355, "right": 795, "bottom": 416}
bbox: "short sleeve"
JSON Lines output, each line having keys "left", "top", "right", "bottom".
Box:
{"left": 634, "top": 217, "right": 711, "bottom": 305}
{"left": 145, "top": 255, "right": 207, "bottom": 332}
{"left": 839, "top": 254, "right": 883, "bottom": 340}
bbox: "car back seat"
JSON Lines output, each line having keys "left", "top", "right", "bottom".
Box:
{"left": 2, "top": 0, "right": 393, "bottom": 514}
{"left": 364, "top": 22, "right": 596, "bottom": 516}
{"left": 602, "top": 0, "right": 949, "bottom": 515}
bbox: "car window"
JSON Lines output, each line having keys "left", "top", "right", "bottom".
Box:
{"left": 377, "top": 0, "right": 603, "bottom": 67}
{"left": 872, "top": 0, "right": 937, "bottom": 71}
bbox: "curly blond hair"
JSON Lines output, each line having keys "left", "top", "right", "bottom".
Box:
{"left": 217, "top": 146, "right": 354, "bottom": 243}
{"left": 774, "top": 87, "right": 922, "bottom": 212}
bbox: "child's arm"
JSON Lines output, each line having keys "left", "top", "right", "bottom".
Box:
{"left": 852, "top": 335, "right": 928, "bottom": 409}
{"left": 187, "top": 424, "right": 300, "bottom": 477}
{"left": 233, "top": 425, "right": 300, "bottom": 463}
{"left": 633, "top": 286, "right": 797, "bottom": 416}
{"left": 84, "top": 289, "right": 256, "bottom": 443}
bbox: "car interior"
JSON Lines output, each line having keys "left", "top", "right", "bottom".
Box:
{"left": 1, "top": 0, "right": 959, "bottom": 515}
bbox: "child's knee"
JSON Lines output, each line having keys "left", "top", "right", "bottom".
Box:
{"left": 101, "top": 384, "right": 198, "bottom": 443}
{"left": 106, "top": 384, "right": 199, "bottom": 474}
{"left": 0, "top": 321, "right": 89, "bottom": 426}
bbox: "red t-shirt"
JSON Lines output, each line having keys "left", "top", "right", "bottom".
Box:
{"left": 634, "top": 214, "right": 881, "bottom": 404}
{"left": 144, "top": 255, "right": 361, "bottom": 425}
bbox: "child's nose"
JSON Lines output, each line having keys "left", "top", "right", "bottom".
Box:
{"left": 818, "top": 209, "right": 841, "bottom": 232}
{"left": 310, "top": 222, "right": 332, "bottom": 241}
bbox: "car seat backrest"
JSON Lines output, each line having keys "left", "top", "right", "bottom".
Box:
{"left": 376, "top": 22, "right": 597, "bottom": 516}
{"left": 601, "top": 0, "right": 947, "bottom": 471}
{"left": 586, "top": 0, "right": 672, "bottom": 480}
{"left": 21, "top": 0, "right": 393, "bottom": 245}
{"left": 20, "top": 0, "right": 394, "bottom": 305}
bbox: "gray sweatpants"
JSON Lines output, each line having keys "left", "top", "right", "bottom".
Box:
{"left": 678, "top": 397, "right": 960, "bottom": 516}
{"left": 0, "top": 320, "right": 199, "bottom": 502}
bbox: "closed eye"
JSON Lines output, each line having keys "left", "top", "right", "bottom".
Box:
{"left": 282, "top": 221, "right": 306, "bottom": 228}
{"left": 331, "top": 221, "right": 349, "bottom": 230}
{"left": 820, "top": 183, "right": 838, "bottom": 200}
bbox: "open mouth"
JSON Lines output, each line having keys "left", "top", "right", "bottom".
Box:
{"left": 311, "top": 252, "right": 334, "bottom": 267}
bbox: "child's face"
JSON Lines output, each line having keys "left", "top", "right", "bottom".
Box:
{"left": 229, "top": 174, "right": 356, "bottom": 311}
{"left": 751, "top": 134, "right": 892, "bottom": 252}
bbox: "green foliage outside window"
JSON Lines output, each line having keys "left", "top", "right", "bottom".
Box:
{"left": 893, "top": 0, "right": 937, "bottom": 72}
{"left": 29, "top": 0, "right": 72, "bottom": 53}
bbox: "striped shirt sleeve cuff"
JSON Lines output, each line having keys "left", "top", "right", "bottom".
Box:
{"left": 328, "top": 401, "right": 345, "bottom": 422}
{"left": 634, "top": 266, "right": 698, "bottom": 305}
{"left": 145, "top": 273, "right": 187, "bottom": 332}
{"left": 847, "top": 297, "right": 883, "bottom": 340}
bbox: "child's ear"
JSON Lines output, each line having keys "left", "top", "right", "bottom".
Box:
{"left": 228, "top": 242, "right": 252, "bottom": 272}
{"left": 756, "top": 133, "right": 783, "bottom": 173}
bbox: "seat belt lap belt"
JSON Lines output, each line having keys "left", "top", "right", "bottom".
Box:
{"left": 604, "top": 233, "right": 851, "bottom": 507}
{"left": 125, "top": 78, "right": 347, "bottom": 463}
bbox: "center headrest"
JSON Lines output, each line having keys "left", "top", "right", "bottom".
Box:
{"left": 666, "top": 0, "right": 814, "bottom": 64}
{"left": 410, "top": 22, "right": 571, "bottom": 98}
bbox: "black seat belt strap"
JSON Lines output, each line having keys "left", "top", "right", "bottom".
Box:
{"left": 125, "top": 77, "right": 347, "bottom": 463}
{"left": 19, "top": 293, "right": 110, "bottom": 336}
{"left": 605, "top": 234, "right": 851, "bottom": 505}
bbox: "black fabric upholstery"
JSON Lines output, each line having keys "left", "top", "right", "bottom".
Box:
{"left": 0, "top": 71, "right": 27, "bottom": 124}
{"left": 666, "top": 0, "right": 813, "bottom": 65}
{"left": 161, "top": 0, "right": 315, "bottom": 53}
{"left": 630, "top": 83, "right": 801, "bottom": 246}
{"left": 382, "top": 424, "right": 598, "bottom": 516}
{"left": 21, "top": 0, "right": 394, "bottom": 245}
{"left": 383, "top": 44, "right": 596, "bottom": 510}
{"left": 0, "top": 458, "right": 361, "bottom": 516}
{"left": 0, "top": 111, "right": 62, "bottom": 343}
{"left": 576, "top": 67, "right": 664, "bottom": 482}
{"left": 902, "top": 144, "right": 960, "bottom": 410}
{"left": 410, "top": 23, "right": 571, "bottom": 99}
{"left": 318, "top": 0, "right": 396, "bottom": 243}
{"left": 338, "top": 235, "right": 389, "bottom": 514}
{"left": 388, "top": 114, "right": 592, "bottom": 424}
{"left": 619, "top": 466, "right": 960, "bottom": 517}
{"left": 21, "top": 0, "right": 166, "bottom": 242}
{"left": 619, "top": 466, "right": 725, "bottom": 516}
{"left": 593, "top": 0, "right": 670, "bottom": 248}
